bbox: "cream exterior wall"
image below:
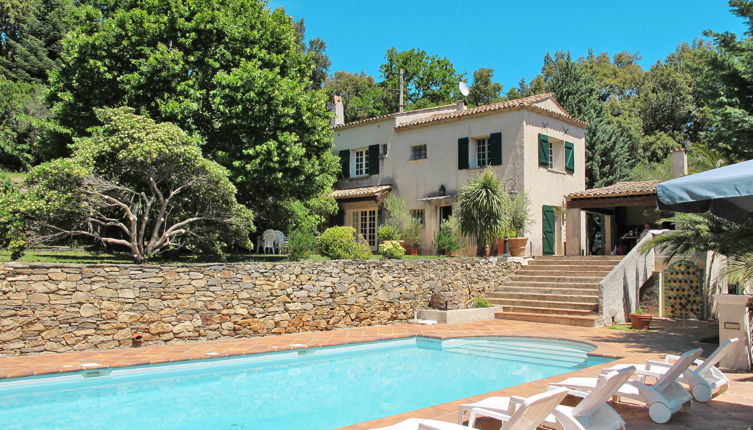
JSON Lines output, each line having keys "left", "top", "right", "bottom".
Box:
{"left": 522, "top": 111, "right": 587, "bottom": 256}
{"left": 333, "top": 104, "right": 586, "bottom": 256}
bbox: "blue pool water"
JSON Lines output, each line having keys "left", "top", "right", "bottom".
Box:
{"left": 0, "top": 337, "right": 612, "bottom": 430}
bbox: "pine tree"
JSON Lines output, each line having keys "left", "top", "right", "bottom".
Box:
{"left": 542, "top": 52, "right": 631, "bottom": 187}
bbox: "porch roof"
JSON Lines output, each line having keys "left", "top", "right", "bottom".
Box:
{"left": 566, "top": 180, "right": 659, "bottom": 209}
{"left": 331, "top": 184, "right": 392, "bottom": 200}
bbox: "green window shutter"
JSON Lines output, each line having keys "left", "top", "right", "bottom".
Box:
{"left": 458, "top": 137, "right": 469, "bottom": 170}
{"left": 338, "top": 150, "right": 350, "bottom": 179}
{"left": 368, "top": 144, "right": 380, "bottom": 175}
{"left": 489, "top": 132, "right": 502, "bottom": 166}
{"left": 542, "top": 205, "right": 555, "bottom": 255}
{"left": 538, "top": 134, "right": 549, "bottom": 166}
{"left": 565, "top": 141, "right": 575, "bottom": 173}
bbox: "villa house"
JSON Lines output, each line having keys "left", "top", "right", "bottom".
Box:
{"left": 330, "top": 93, "right": 587, "bottom": 256}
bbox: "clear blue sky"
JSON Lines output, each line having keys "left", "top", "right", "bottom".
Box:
{"left": 270, "top": 0, "right": 746, "bottom": 93}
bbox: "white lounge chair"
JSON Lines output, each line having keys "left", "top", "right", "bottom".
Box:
{"left": 603, "top": 338, "right": 739, "bottom": 402}
{"left": 459, "top": 366, "right": 635, "bottom": 430}
{"left": 550, "top": 348, "right": 702, "bottom": 424}
{"left": 372, "top": 388, "right": 569, "bottom": 430}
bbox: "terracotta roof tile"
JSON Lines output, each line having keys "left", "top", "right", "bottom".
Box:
{"left": 333, "top": 102, "right": 464, "bottom": 130}
{"left": 567, "top": 180, "right": 660, "bottom": 200}
{"left": 331, "top": 184, "right": 392, "bottom": 199}
{"left": 395, "top": 93, "right": 587, "bottom": 130}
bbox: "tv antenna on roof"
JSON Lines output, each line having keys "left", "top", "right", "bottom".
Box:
{"left": 458, "top": 81, "right": 470, "bottom": 97}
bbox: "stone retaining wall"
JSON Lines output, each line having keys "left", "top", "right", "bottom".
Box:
{"left": 0, "top": 258, "right": 518, "bottom": 356}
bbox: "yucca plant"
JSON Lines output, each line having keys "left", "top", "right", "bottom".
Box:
{"left": 458, "top": 169, "right": 506, "bottom": 256}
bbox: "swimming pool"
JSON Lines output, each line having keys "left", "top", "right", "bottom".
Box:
{"left": 0, "top": 336, "right": 612, "bottom": 430}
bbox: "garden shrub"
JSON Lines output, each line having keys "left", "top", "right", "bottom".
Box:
{"left": 319, "top": 226, "right": 372, "bottom": 260}
{"left": 288, "top": 227, "right": 317, "bottom": 261}
{"left": 379, "top": 240, "right": 405, "bottom": 259}
{"left": 471, "top": 297, "right": 493, "bottom": 308}
{"left": 434, "top": 215, "right": 464, "bottom": 255}
{"left": 377, "top": 225, "right": 401, "bottom": 242}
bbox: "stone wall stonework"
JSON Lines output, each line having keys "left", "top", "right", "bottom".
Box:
{"left": 0, "top": 259, "right": 519, "bottom": 356}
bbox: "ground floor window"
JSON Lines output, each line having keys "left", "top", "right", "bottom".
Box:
{"left": 410, "top": 209, "right": 425, "bottom": 225}
{"left": 351, "top": 209, "right": 377, "bottom": 247}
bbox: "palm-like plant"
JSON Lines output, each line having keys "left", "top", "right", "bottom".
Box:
{"left": 641, "top": 212, "right": 753, "bottom": 294}
{"left": 458, "top": 169, "right": 506, "bottom": 256}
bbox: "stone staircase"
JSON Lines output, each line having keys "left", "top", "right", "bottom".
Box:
{"left": 489, "top": 256, "right": 623, "bottom": 327}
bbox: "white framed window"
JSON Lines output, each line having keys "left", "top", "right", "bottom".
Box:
{"left": 351, "top": 209, "right": 377, "bottom": 248}
{"left": 410, "top": 144, "right": 427, "bottom": 160}
{"left": 472, "top": 137, "right": 490, "bottom": 168}
{"left": 548, "top": 142, "right": 554, "bottom": 169}
{"left": 547, "top": 139, "right": 565, "bottom": 172}
{"left": 410, "top": 209, "right": 425, "bottom": 225}
{"left": 352, "top": 148, "right": 369, "bottom": 177}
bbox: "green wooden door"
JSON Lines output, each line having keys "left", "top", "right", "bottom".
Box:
{"left": 542, "top": 205, "right": 555, "bottom": 255}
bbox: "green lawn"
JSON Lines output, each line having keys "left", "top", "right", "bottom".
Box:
{"left": 0, "top": 248, "right": 449, "bottom": 264}
{"left": 0, "top": 170, "right": 26, "bottom": 183}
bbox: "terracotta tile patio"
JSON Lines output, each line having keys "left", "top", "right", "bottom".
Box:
{"left": 0, "top": 319, "right": 751, "bottom": 429}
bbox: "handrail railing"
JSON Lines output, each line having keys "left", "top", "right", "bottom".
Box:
{"left": 599, "top": 230, "right": 666, "bottom": 325}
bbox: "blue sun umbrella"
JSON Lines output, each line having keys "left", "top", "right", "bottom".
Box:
{"left": 656, "top": 159, "right": 753, "bottom": 223}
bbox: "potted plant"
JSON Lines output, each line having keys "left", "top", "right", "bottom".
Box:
{"left": 498, "top": 190, "right": 531, "bottom": 257}
{"left": 378, "top": 225, "right": 401, "bottom": 245}
{"left": 434, "top": 215, "right": 464, "bottom": 256}
{"left": 630, "top": 306, "right": 653, "bottom": 330}
{"left": 402, "top": 217, "right": 422, "bottom": 255}
{"left": 458, "top": 169, "right": 506, "bottom": 256}
{"left": 383, "top": 195, "right": 422, "bottom": 255}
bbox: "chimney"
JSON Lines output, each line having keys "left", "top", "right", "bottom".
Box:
{"left": 671, "top": 148, "right": 688, "bottom": 178}
{"left": 331, "top": 95, "right": 344, "bottom": 127}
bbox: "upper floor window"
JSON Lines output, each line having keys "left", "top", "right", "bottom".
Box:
{"left": 353, "top": 148, "right": 369, "bottom": 177}
{"left": 410, "top": 144, "right": 427, "bottom": 160}
{"left": 473, "top": 137, "right": 490, "bottom": 168}
{"left": 538, "top": 134, "right": 574, "bottom": 173}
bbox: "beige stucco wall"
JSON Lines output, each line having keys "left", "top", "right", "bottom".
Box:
{"left": 333, "top": 105, "right": 586, "bottom": 255}
{"left": 522, "top": 111, "right": 587, "bottom": 256}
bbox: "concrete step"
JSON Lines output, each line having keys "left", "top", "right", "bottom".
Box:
{"left": 490, "top": 298, "right": 598, "bottom": 312}
{"left": 508, "top": 275, "right": 605, "bottom": 283}
{"left": 529, "top": 259, "right": 621, "bottom": 267}
{"left": 532, "top": 256, "right": 623, "bottom": 262}
{"left": 488, "top": 292, "right": 599, "bottom": 303}
{"left": 498, "top": 305, "right": 598, "bottom": 317}
{"left": 445, "top": 343, "right": 589, "bottom": 367}
{"left": 516, "top": 269, "right": 613, "bottom": 277}
{"left": 496, "top": 285, "right": 601, "bottom": 295}
{"left": 519, "top": 264, "right": 616, "bottom": 271}
{"left": 496, "top": 311, "right": 603, "bottom": 328}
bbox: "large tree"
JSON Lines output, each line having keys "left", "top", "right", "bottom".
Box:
{"left": 0, "top": 0, "right": 80, "bottom": 84}
{"left": 21, "top": 108, "right": 254, "bottom": 263}
{"left": 49, "top": 0, "right": 338, "bottom": 224}
{"left": 693, "top": 0, "right": 753, "bottom": 161}
{"left": 324, "top": 71, "right": 390, "bottom": 122}
{"left": 294, "top": 18, "right": 331, "bottom": 90}
{"left": 379, "top": 48, "right": 462, "bottom": 111}
{"left": 542, "top": 52, "right": 632, "bottom": 187}
{"left": 467, "top": 68, "right": 503, "bottom": 107}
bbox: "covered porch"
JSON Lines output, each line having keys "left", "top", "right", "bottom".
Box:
{"left": 565, "top": 180, "right": 670, "bottom": 256}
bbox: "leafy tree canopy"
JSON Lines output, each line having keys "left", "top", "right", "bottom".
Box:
{"left": 379, "top": 48, "right": 462, "bottom": 111}
{"left": 324, "top": 71, "right": 389, "bottom": 122}
{"left": 49, "top": 0, "right": 338, "bottom": 224}
{"left": 0, "top": 0, "right": 81, "bottom": 84}
{"left": 693, "top": 0, "right": 753, "bottom": 161}
{"left": 467, "top": 68, "right": 503, "bottom": 107}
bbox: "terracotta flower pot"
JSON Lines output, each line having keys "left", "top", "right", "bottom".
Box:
{"left": 629, "top": 312, "right": 653, "bottom": 330}
{"left": 404, "top": 245, "right": 419, "bottom": 255}
{"left": 496, "top": 237, "right": 528, "bottom": 257}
